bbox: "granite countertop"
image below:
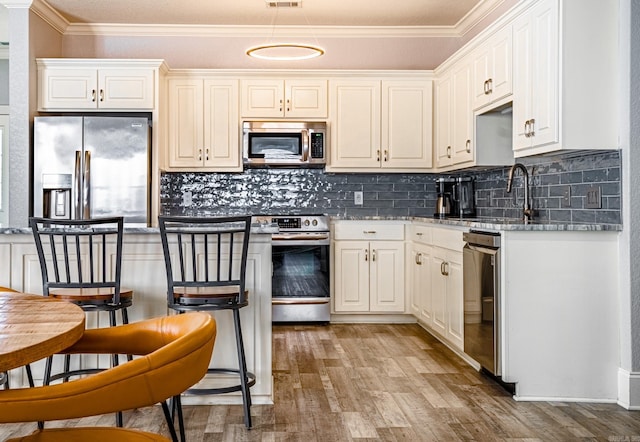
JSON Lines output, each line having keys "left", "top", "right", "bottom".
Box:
{"left": 330, "top": 216, "right": 622, "bottom": 232}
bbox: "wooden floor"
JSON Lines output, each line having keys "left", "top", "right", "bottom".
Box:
{"left": 3, "top": 323, "right": 640, "bottom": 441}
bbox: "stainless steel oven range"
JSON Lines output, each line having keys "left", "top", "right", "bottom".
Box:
{"left": 253, "top": 214, "right": 330, "bottom": 323}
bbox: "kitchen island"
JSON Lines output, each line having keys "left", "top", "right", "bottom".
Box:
{"left": 0, "top": 225, "right": 275, "bottom": 406}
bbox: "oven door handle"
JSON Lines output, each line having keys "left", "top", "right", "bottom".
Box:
{"left": 272, "top": 298, "right": 330, "bottom": 305}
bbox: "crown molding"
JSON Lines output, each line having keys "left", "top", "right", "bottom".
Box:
{"left": 29, "top": 0, "right": 68, "bottom": 34}
{"left": 455, "top": 0, "right": 507, "bottom": 36}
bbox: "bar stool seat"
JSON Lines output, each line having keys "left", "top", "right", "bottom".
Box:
{"left": 159, "top": 215, "right": 255, "bottom": 430}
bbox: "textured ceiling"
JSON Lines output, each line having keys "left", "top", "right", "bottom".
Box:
{"left": 43, "top": 0, "right": 485, "bottom": 27}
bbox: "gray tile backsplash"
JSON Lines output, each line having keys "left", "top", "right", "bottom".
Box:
{"left": 160, "top": 150, "right": 621, "bottom": 224}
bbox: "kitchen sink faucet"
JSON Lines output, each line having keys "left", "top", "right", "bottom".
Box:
{"left": 506, "top": 163, "right": 534, "bottom": 224}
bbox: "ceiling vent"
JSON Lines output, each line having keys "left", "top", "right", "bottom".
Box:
{"left": 265, "top": 1, "right": 302, "bottom": 8}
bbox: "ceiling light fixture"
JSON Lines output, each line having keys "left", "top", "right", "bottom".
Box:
{"left": 246, "top": 0, "right": 324, "bottom": 61}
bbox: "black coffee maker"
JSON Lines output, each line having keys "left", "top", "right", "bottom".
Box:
{"left": 434, "top": 176, "right": 476, "bottom": 218}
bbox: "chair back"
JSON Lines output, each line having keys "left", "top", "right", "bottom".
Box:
{"left": 158, "top": 216, "right": 251, "bottom": 310}
{"left": 29, "top": 217, "right": 125, "bottom": 305}
{"left": 0, "top": 312, "right": 216, "bottom": 423}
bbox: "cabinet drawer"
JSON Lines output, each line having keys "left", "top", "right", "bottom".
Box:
{"left": 408, "top": 224, "right": 432, "bottom": 244}
{"left": 333, "top": 221, "right": 405, "bottom": 241}
{"left": 432, "top": 227, "right": 465, "bottom": 251}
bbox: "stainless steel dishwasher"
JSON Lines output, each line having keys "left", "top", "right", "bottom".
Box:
{"left": 463, "top": 230, "right": 501, "bottom": 376}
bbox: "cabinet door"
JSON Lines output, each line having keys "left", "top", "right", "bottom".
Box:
{"left": 241, "top": 80, "right": 284, "bottom": 118}
{"left": 98, "top": 69, "right": 154, "bottom": 109}
{"left": 167, "top": 78, "right": 204, "bottom": 168}
{"left": 382, "top": 80, "right": 433, "bottom": 169}
{"left": 512, "top": 0, "right": 558, "bottom": 153}
{"left": 529, "top": 0, "right": 558, "bottom": 149}
{"left": 285, "top": 79, "right": 328, "bottom": 118}
{"left": 333, "top": 241, "right": 370, "bottom": 312}
{"left": 369, "top": 241, "right": 405, "bottom": 312}
{"left": 430, "top": 250, "right": 447, "bottom": 337}
{"left": 445, "top": 251, "right": 464, "bottom": 350}
{"left": 489, "top": 26, "right": 513, "bottom": 104}
{"left": 472, "top": 26, "right": 512, "bottom": 110}
{"left": 329, "top": 80, "right": 381, "bottom": 168}
{"left": 451, "top": 61, "right": 473, "bottom": 165}
{"left": 38, "top": 68, "right": 97, "bottom": 110}
{"left": 410, "top": 243, "right": 433, "bottom": 325}
{"left": 203, "top": 79, "right": 241, "bottom": 170}
{"left": 434, "top": 74, "right": 452, "bottom": 168}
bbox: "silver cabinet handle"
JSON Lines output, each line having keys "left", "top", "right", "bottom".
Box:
{"left": 447, "top": 146, "right": 451, "bottom": 158}
{"left": 372, "top": 249, "right": 376, "bottom": 262}
{"left": 99, "top": 89, "right": 104, "bottom": 102}
{"left": 384, "top": 150, "right": 388, "bottom": 162}
{"left": 483, "top": 80, "right": 489, "bottom": 95}
{"left": 286, "top": 98, "right": 290, "bottom": 112}
{"left": 365, "top": 249, "right": 369, "bottom": 261}
{"left": 466, "top": 139, "right": 471, "bottom": 153}
{"left": 415, "top": 252, "right": 422, "bottom": 265}
{"left": 443, "top": 262, "right": 449, "bottom": 276}
{"left": 279, "top": 99, "right": 283, "bottom": 112}
{"left": 91, "top": 89, "right": 96, "bottom": 102}
{"left": 487, "top": 78, "right": 493, "bottom": 94}
{"left": 205, "top": 148, "right": 209, "bottom": 161}
{"left": 198, "top": 148, "right": 202, "bottom": 161}
{"left": 376, "top": 149, "right": 381, "bottom": 162}
{"left": 524, "top": 120, "right": 531, "bottom": 138}
{"left": 529, "top": 118, "right": 535, "bottom": 137}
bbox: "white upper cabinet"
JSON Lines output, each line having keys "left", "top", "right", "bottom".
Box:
{"left": 382, "top": 80, "right": 433, "bottom": 169}
{"left": 511, "top": 0, "right": 618, "bottom": 156}
{"left": 471, "top": 25, "right": 513, "bottom": 111}
{"left": 240, "top": 79, "right": 327, "bottom": 118}
{"left": 37, "top": 59, "right": 159, "bottom": 111}
{"left": 328, "top": 78, "right": 433, "bottom": 172}
{"left": 166, "top": 76, "right": 240, "bottom": 171}
{"left": 435, "top": 59, "right": 473, "bottom": 169}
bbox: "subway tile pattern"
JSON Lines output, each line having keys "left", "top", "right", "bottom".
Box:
{"left": 160, "top": 150, "right": 621, "bottom": 224}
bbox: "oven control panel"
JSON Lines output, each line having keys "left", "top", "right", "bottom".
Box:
{"left": 252, "top": 215, "right": 329, "bottom": 232}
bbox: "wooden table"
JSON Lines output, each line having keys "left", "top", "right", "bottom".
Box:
{"left": 0, "top": 292, "right": 85, "bottom": 372}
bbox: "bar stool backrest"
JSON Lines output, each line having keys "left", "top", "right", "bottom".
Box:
{"left": 29, "top": 217, "right": 124, "bottom": 304}
{"left": 158, "top": 216, "right": 252, "bottom": 310}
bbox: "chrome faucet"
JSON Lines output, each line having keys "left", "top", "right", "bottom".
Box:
{"left": 506, "top": 163, "right": 534, "bottom": 223}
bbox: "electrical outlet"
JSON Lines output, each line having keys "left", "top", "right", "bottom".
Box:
{"left": 562, "top": 186, "right": 571, "bottom": 208}
{"left": 182, "top": 191, "right": 193, "bottom": 207}
{"left": 354, "top": 191, "right": 363, "bottom": 205}
{"left": 586, "top": 186, "right": 602, "bottom": 209}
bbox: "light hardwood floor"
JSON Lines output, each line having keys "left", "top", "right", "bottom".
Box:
{"left": 2, "top": 323, "right": 640, "bottom": 441}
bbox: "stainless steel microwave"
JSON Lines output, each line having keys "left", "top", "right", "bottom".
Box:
{"left": 242, "top": 121, "right": 327, "bottom": 167}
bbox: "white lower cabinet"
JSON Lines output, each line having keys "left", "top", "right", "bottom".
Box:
{"left": 407, "top": 224, "right": 464, "bottom": 350}
{"left": 333, "top": 221, "right": 406, "bottom": 313}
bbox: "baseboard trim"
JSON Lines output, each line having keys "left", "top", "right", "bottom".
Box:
{"left": 617, "top": 368, "right": 640, "bottom": 409}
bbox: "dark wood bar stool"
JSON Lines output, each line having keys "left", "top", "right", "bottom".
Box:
{"left": 159, "top": 215, "right": 255, "bottom": 431}
{"left": 29, "top": 216, "right": 132, "bottom": 427}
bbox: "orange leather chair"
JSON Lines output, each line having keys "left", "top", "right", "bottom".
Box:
{"left": 0, "top": 312, "right": 216, "bottom": 442}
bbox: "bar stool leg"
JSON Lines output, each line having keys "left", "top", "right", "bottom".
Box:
{"left": 233, "top": 308, "right": 252, "bottom": 429}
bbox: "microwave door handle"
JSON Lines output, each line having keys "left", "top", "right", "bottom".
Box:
{"left": 83, "top": 150, "right": 90, "bottom": 219}
{"left": 302, "top": 129, "right": 309, "bottom": 161}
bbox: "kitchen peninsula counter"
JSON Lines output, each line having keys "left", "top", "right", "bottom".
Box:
{"left": 0, "top": 226, "right": 275, "bottom": 406}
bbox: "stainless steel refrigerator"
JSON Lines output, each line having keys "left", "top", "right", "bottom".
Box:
{"left": 32, "top": 115, "right": 151, "bottom": 226}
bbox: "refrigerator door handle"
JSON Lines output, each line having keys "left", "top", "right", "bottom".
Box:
{"left": 74, "top": 150, "right": 82, "bottom": 219}
{"left": 83, "top": 150, "right": 91, "bottom": 219}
